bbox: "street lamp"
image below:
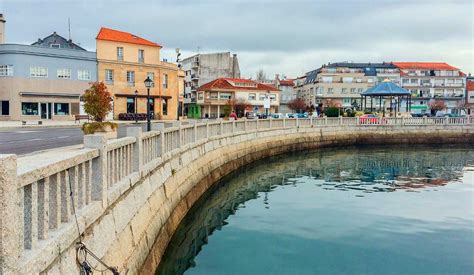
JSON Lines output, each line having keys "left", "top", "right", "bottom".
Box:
{"left": 134, "top": 90, "right": 138, "bottom": 123}
{"left": 144, "top": 76, "right": 154, "bottom": 131}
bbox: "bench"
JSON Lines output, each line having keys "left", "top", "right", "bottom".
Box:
{"left": 22, "top": 120, "right": 42, "bottom": 125}
{"left": 75, "top": 114, "right": 90, "bottom": 123}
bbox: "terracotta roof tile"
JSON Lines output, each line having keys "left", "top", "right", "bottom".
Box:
{"left": 393, "top": 62, "right": 458, "bottom": 70}
{"left": 279, "top": 79, "right": 295, "bottom": 86}
{"left": 198, "top": 78, "right": 279, "bottom": 92}
{"left": 96, "top": 27, "right": 161, "bottom": 48}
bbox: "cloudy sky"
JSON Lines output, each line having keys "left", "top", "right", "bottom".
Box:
{"left": 1, "top": 0, "right": 473, "bottom": 78}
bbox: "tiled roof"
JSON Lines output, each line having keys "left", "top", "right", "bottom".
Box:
{"left": 467, "top": 81, "right": 474, "bottom": 91}
{"left": 393, "top": 62, "right": 458, "bottom": 70}
{"left": 198, "top": 78, "right": 279, "bottom": 92}
{"left": 326, "top": 62, "right": 397, "bottom": 69}
{"left": 96, "top": 27, "right": 161, "bottom": 48}
{"left": 279, "top": 79, "right": 294, "bottom": 86}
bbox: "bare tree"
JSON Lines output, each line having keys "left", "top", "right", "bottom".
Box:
{"left": 256, "top": 69, "right": 266, "bottom": 82}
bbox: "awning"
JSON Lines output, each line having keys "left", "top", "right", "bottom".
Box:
{"left": 19, "top": 92, "right": 81, "bottom": 98}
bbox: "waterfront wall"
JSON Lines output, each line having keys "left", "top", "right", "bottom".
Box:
{"left": 0, "top": 117, "right": 473, "bottom": 274}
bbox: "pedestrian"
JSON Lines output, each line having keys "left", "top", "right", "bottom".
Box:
{"left": 229, "top": 110, "right": 238, "bottom": 120}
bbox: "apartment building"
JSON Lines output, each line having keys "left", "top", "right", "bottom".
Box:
{"left": 466, "top": 76, "right": 474, "bottom": 115}
{"left": 96, "top": 27, "right": 180, "bottom": 120}
{"left": 0, "top": 22, "right": 97, "bottom": 121}
{"left": 301, "top": 62, "right": 400, "bottom": 108}
{"left": 276, "top": 78, "right": 296, "bottom": 113}
{"left": 197, "top": 78, "right": 279, "bottom": 118}
{"left": 181, "top": 52, "right": 240, "bottom": 118}
{"left": 393, "top": 62, "right": 466, "bottom": 114}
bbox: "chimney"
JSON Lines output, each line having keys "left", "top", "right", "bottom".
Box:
{"left": 232, "top": 54, "right": 240, "bottom": 78}
{"left": 0, "top": 14, "right": 6, "bottom": 44}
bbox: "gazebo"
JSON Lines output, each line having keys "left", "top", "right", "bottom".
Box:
{"left": 360, "top": 80, "right": 411, "bottom": 117}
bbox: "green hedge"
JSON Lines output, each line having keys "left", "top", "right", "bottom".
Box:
{"left": 324, "top": 107, "right": 340, "bottom": 117}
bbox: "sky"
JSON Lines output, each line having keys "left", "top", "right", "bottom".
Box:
{"left": 1, "top": 0, "right": 473, "bottom": 79}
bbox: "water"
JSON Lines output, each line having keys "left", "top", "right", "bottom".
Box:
{"left": 156, "top": 146, "right": 474, "bottom": 275}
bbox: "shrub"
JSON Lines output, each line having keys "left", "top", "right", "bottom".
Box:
{"left": 82, "top": 122, "right": 118, "bottom": 135}
{"left": 324, "top": 107, "right": 340, "bottom": 117}
{"left": 83, "top": 82, "right": 112, "bottom": 122}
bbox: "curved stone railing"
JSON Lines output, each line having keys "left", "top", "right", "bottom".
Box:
{"left": 0, "top": 117, "right": 473, "bottom": 274}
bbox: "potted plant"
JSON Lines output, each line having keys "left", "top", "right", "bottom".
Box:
{"left": 82, "top": 82, "right": 117, "bottom": 139}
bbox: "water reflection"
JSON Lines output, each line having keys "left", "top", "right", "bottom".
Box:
{"left": 156, "top": 146, "right": 474, "bottom": 275}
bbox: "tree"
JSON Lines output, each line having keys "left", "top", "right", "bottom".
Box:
{"left": 428, "top": 99, "right": 447, "bottom": 112}
{"left": 231, "top": 98, "right": 251, "bottom": 117}
{"left": 288, "top": 98, "right": 307, "bottom": 113}
{"left": 256, "top": 69, "right": 267, "bottom": 82}
{"left": 83, "top": 82, "right": 112, "bottom": 122}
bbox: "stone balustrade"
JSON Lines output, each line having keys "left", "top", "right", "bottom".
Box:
{"left": 0, "top": 117, "right": 473, "bottom": 274}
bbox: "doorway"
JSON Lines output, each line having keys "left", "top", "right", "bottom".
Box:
{"left": 40, "top": 103, "right": 52, "bottom": 119}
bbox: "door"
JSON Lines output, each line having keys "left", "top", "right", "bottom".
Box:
{"left": 40, "top": 103, "right": 52, "bottom": 119}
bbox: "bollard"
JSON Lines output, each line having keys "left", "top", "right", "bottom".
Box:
{"left": 84, "top": 135, "right": 108, "bottom": 207}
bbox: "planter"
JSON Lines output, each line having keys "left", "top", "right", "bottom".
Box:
{"left": 82, "top": 122, "right": 118, "bottom": 139}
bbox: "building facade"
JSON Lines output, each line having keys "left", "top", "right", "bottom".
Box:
{"left": 466, "top": 76, "right": 474, "bottom": 115}
{"left": 0, "top": 31, "right": 97, "bottom": 121}
{"left": 276, "top": 78, "right": 296, "bottom": 113}
{"left": 197, "top": 78, "right": 279, "bottom": 118}
{"left": 301, "top": 62, "right": 400, "bottom": 109}
{"left": 181, "top": 52, "right": 240, "bottom": 118}
{"left": 96, "top": 27, "right": 180, "bottom": 120}
{"left": 394, "top": 62, "right": 466, "bottom": 114}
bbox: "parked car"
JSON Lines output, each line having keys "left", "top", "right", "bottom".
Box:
{"left": 295, "top": 113, "right": 308, "bottom": 118}
{"left": 359, "top": 114, "right": 386, "bottom": 124}
{"left": 285, "top": 113, "right": 295, "bottom": 118}
{"left": 245, "top": 112, "right": 257, "bottom": 119}
{"left": 257, "top": 113, "right": 268, "bottom": 119}
{"left": 411, "top": 113, "right": 432, "bottom": 118}
{"left": 272, "top": 113, "right": 285, "bottom": 119}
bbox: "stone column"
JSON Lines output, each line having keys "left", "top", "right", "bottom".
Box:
{"left": 84, "top": 135, "right": 108, "bottom": 208}
{"left": 0, "top": 154, "right": 22, "bottom": 274}
{"left": 126, "top": 127, "right": 143, "bottom": 172}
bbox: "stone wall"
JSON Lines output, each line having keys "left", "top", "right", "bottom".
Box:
{"left": 1, "top": 120, "right": 472, "bottom": 274}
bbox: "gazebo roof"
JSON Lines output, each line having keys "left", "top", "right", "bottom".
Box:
{"left": 361, "top": 81, "right": 410, "bottom": 96}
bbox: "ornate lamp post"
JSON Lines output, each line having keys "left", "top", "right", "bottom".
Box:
{"left": 134, "top": 90, "right": 138, "bottom": 123}
{"left": 144, "top": 76, "right": 154, "bottom": 131}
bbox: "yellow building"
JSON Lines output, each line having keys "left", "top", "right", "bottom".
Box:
{"left": 96, "top": 27, "right": 179, "bottom": 120}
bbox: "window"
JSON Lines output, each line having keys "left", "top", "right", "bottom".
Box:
{"left": 210, "top": 93, "right": 218, "bottom": 100}
{"left": 162, "top": 98, "right": 168, "bottom": 115}
{"left": 220, "top": 93, "right": 232, "bottom": 100}
{"left": 0, "top": 101, "right": 9, "bottom": 115}
{"left": 0, "top": 65, "right": 13, "bottom": 76}
{"left": 147, "top": 72, "right": 155, "bottom": 87}
{"left": 50, "top": 44, "right": 61, "bottom": 48}
{"left": 162, "top": 74, "right": 168, "bottom": 89}
{"left": 105, "top": 69, "right": 114, "bottom": 84}
{"left": 198, "top": 93, "right": 204, "bottom": 100}
{"left": 259, "top": 93, "right": 267, "bottom": 100}
{"left": 402, "top": 78, "right": 409, "bottom": 84}
{"left": 78, "top": 70, "right": 91, "bottom": 81}
{"left": 350, "top": 88, "right": 356, "bottom": 94}
{"left": 57, "top": 68, "right": 72, "bottom": 79}
{"left": 341, "top": 88, "right": 347, "bottom": 94}
{"left": 117, "top": 47, "right": 124, "bottom": 61}
{"left": 30, "top": 66, "right": 48, "bottom": 78}
{"left": 127, "top": 97, "right": 135, "bottom": 113}
{"left": 357, "top": 88, "right": 363, "bottom": 93}
{"left": 322, "top": 77, "right": 333, "bottom": 83}
{"left": 127, "top": 71, "right": 135, "bottom": 86}
{"left": 410, "top": 79, "right": 418, "bottom": 84}
{"left": 367, "top": 78, "right": 374, "bottom": 83}
{"left": 327, "top": 88, "right": 334, "bottom": 94}
{"left": 269, "top": 94, "right": 277, "bottom": 101}
{"left": 54, "top": 103, "right": 70, "bottom": 115}
{"left": 248, "top": 93, "right": 256, "bottom": 100}
{"left": 21, "top": 102, "right": 39, "bottom": 115}
{"left": 138, "top": 49, "right": 144, "bottom": 63}
{"left": 342, "top": 77, "right": 353, "bottom": 83}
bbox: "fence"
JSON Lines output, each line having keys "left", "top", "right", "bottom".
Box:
{"left": 0, "top": 116, "right": 472, "bottom": 273}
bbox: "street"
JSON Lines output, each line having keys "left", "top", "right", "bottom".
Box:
{"left": 0, "top": 124, "right": 147, "bottom": 155}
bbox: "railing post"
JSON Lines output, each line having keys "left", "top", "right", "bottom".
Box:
{"left": 126, "top": 127, "right": 143, "bottom": 171}
{"left": 325, "top": 117, "right": 328, "bottom": 125}
{"left": 283, "top": 118, "right": 286, "bottom": 127}
{"left": 269, "top": 118, "right": 272, "bottom": 129}
{"left": 193, "top": 122, "right": 198, "bottom": 142}
{"left": 152, "top": 123, "right": 166, "bottom": 156}
{"left": 84, "top": 134, "right": 108, "bottom": 208}
{"left": 244, "top": 119, "right": 248, "bottom": 131}
{"left": 0, "top": 154, "right": 21, "bottom": 274}
{"left": 296, "top": 117, "right": 299, "bottom": 127}
{"left": 232, "top": 120, "right": 236, "bottom": 134}
{"left": 339, "top": 116, "right": 343, "bottom": 125}
{"left": 219, "top": 119, "right": 223, "bottom": 135}
{"left": 401, "top": 117, "right": 405, "bottom": 126}
{"left": 310, "top": 116, "right": 313, "bottom": 126}
{"left": 206, "top": 121, "right": 210, "bottom": 138}
{"left": 444, "top": 116, "right": 448, "bottom": 125}
{"left": 256, "top": 119, "right": 259, "bottom": 130}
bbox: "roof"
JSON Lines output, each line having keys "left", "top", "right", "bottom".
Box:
{"left": 467, "top": 82, "right": 474, "bottom": 91}
{"left": 31, "top": 32, "right": 86, "bottom": 51}
{"left": 279, "top": 79, "right": 294, "bottom": 86}
{"left": 361, "top": 81, "right": 411, "bottom": 96}
{"left": 326, "top": 62, "right": 397, "bottom": 69}
{"left": 198, "top": 78, "right": 279, "bottom": 92}
{"left": 96, "top": 27, "right": 161, "bottom": 48}
{"left": 393, "top": 62, "right": 459, "bottom": 71}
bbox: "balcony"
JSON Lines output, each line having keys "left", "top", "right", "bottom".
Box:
{"left": 191, "top": 61, "right": 199, "bottom": 68}
{"left": 191, "top": 74, "right": 199, "bottom": 80}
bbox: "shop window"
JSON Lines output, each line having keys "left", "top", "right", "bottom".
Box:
{"left": 22, "top": 102, "right": 39, "bottom": 115}
{"left": 1, "top": 100, "right": 9, "bottom": 115}
{"left": 162, "top": 99, "right": 168, "bottom": 115}
{"left": 127, "top": 97, "right": 135, "bottom": 113}
{"left": 54, "top": 103, "right": 70, "bottom": 115}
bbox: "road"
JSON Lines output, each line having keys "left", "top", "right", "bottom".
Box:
{"left": 0, "top": 124, "right": 147, "bottom": 155}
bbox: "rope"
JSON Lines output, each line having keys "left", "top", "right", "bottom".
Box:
{"left": 68, "top": 169, "right": 119, "bottom": 275}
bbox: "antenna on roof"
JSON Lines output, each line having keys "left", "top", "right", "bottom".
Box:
{"left": 68, "top": 18, "right": 71, "bottom": 40}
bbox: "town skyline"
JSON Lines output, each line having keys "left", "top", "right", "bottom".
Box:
{"left": 1, "top": 0, "right": 472, "bottom": 78}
